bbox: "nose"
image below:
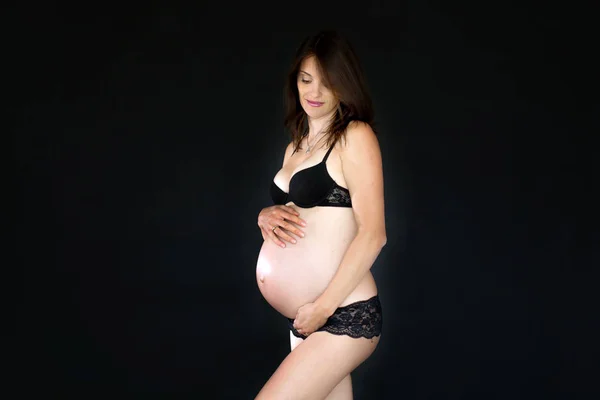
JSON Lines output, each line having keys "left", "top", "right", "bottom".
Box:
{"left": 308, "top": 82, "right": 325, "bottom": 98}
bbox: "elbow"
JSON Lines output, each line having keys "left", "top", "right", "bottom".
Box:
{"left": 373, "top": 226, "right": 387, "bottom": 249}
{"left": 377, "top": 233, "right": 387, "bottom": 249}
{"left": 360, "top": 229, "right": 387, "bottom": 250}
{"left": 379, "top": 233, "right": 387, "bottom": 248}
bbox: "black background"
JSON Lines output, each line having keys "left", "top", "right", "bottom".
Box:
{"left": 12, "top": 1, "right": 597, "bottom": 398}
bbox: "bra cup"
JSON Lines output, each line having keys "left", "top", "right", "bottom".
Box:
{"left": 270, "top": 181, "right": 288, "bottom": 205}
{"left": 270, "top": 141, "right": 352, "bottom": 208}
{"left": 288, "top": 163, "right": 334, "bottom": 207}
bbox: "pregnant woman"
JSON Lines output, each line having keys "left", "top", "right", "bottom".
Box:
{"left": 255, "top": 30, "right": 387, "bottom": 400}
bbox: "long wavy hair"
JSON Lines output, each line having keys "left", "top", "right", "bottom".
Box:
{"left": 283, "top": 30, "right": 375, "bottom": 153}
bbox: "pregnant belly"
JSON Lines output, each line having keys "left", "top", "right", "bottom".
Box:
{"left": 255, "top": 207, "right": 357, "bottom": 319}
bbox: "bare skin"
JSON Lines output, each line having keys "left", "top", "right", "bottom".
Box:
{"left": 254, "top": 330, "right": 378, "bottom": 400}
{"left": 254, "top": 141, "right": 380, "bottom": 400}
{"left": 257, "top": 204, "right": 306, "bottom": 247}
{"left": 254, "top": 55, "right": 385, "bottom": 399}
{"left": 256, "top": 142, "right": 378, "bottom": 319}
{"left": 289, "top": 333, "right": 355, "bottom": 399}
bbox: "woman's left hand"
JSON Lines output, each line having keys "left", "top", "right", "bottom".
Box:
{"left": 293, "top": 302, "right": 331, "bottom": 336}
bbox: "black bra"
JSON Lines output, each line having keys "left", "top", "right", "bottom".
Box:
{"left": 270, "top": 142, "right": 352, "bottom": 208}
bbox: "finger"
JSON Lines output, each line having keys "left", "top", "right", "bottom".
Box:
{"left": 298, "top": 327, "right": 311, "bottom": 336}
{"left": 279, "top": 205, "right": 300, "bottom": 216}
{"left": 276, "top": 207, "right": 307, "bottom": 227}
{"left": 291, "top": 215, "right": 308, "bottom": 227}
{"left": 260, "top": 225, "right": 275, "bottom": 241}
{"left": 279, "top": 221, "right": 305, "bottom": 238}
{"left": 271, "top": 213, "right": 305, "bottom": 236}
{"left": 281, "top": 211, "right": 307, "bottom": 227}
{"left": 268, "top": 228, "right": 286, "bottom": 248}
{"left": 273, "top": 226, "right": 297, "bottom": 244}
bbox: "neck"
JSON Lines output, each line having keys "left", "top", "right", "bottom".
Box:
{"left": 307, "top": 110, "right": 335, "bottom": 138}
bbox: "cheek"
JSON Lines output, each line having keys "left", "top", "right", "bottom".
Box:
{"left": 297, "top": 87, "right": 306, "bottom": 101}
{"left": 327, "top": 97, "right": 339, "bottom": 112}
{"left": 325, "top": 92, "right": 337, "bottom": 106}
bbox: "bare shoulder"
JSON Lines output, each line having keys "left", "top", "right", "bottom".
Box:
{"left": 339, "top": 121, "right": 380, "bottom": 156}
{"left": 282, "top": 141, "right": 295, "bottom": 165}
{"left": 285, "top": 141, "right": 295, "bottom": 155}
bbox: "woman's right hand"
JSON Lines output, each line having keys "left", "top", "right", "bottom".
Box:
{"left": 258, "top": 205, "right": 307, "bottom": 248}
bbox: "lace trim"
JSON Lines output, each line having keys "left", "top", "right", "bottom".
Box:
{"left": 323, "top": 186, "right": 352, "bottom": 206}
{"left": 288, "top": 296, "right": 382, "bottom": 339}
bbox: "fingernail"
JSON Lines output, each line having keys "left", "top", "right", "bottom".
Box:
{"left": 299, "top": 232, "right": 305, "bottom": 237}
{"left": 280, "top": 243, "right": 285, "bottom": 248}
{"left": 291, "top": 239, "right": 297, "bottom": 244}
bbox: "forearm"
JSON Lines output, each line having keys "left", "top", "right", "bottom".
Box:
{"left": 315, "top": 231, "right": 386, "bottom": 315}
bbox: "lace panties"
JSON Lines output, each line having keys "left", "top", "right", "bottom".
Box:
{"left": 288, "top": 295, "right": 383, "bottom": 339}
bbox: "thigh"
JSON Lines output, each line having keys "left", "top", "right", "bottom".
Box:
{"left": 256, "top": 332, "right": 380, "bottom": 400}
{"left": 324, "top": 374, "right": 352, "bottom": 400}
{"left": 291, "top": 334, "right": 353, "bottom": 400}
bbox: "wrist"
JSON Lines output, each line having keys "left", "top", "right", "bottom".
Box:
{"left": 315, "top": 295, "right": 338, "bottom": 317}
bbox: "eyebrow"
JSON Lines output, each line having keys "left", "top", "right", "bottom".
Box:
{"left": 299, "top": 70, "right": 312, "bottom": 77}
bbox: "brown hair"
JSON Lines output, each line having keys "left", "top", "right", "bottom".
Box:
{"left": 283, "top": 30, "right": 375, "bottom": 153}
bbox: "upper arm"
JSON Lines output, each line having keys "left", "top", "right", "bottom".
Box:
{"left": 340, "top": 122, "right": 386, "bottom": 240}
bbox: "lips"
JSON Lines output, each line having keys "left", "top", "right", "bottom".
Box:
{"left": 306, "top": 99, "right": 324, "bottom": 107}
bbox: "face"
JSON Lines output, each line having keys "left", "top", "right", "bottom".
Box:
{"left": 297, "top": 56, "right": 339, "bottom": 120}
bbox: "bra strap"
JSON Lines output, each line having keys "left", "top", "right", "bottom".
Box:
{"left": 322, "top": 138, "right": 338, "bottom": 162}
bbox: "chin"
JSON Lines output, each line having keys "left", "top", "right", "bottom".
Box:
{"left": 304, "top": 110, "right": 319, "bottom": 118}
{"left": 304, "top": 108, "right": 334, "bottom": 119}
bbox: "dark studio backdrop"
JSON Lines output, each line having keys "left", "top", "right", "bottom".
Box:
{"left": 12, "top": 2, "right": 597, "bottom": 399}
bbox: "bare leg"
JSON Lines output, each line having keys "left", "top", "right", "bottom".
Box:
{"left": 324, "top": 374, "right": 352, "bottom": 400}
{"left": 256, "top": 331, "right": 379, "bottom": 400}
{"left": 290, "top": 331, "right": 353, "bottom": 400}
